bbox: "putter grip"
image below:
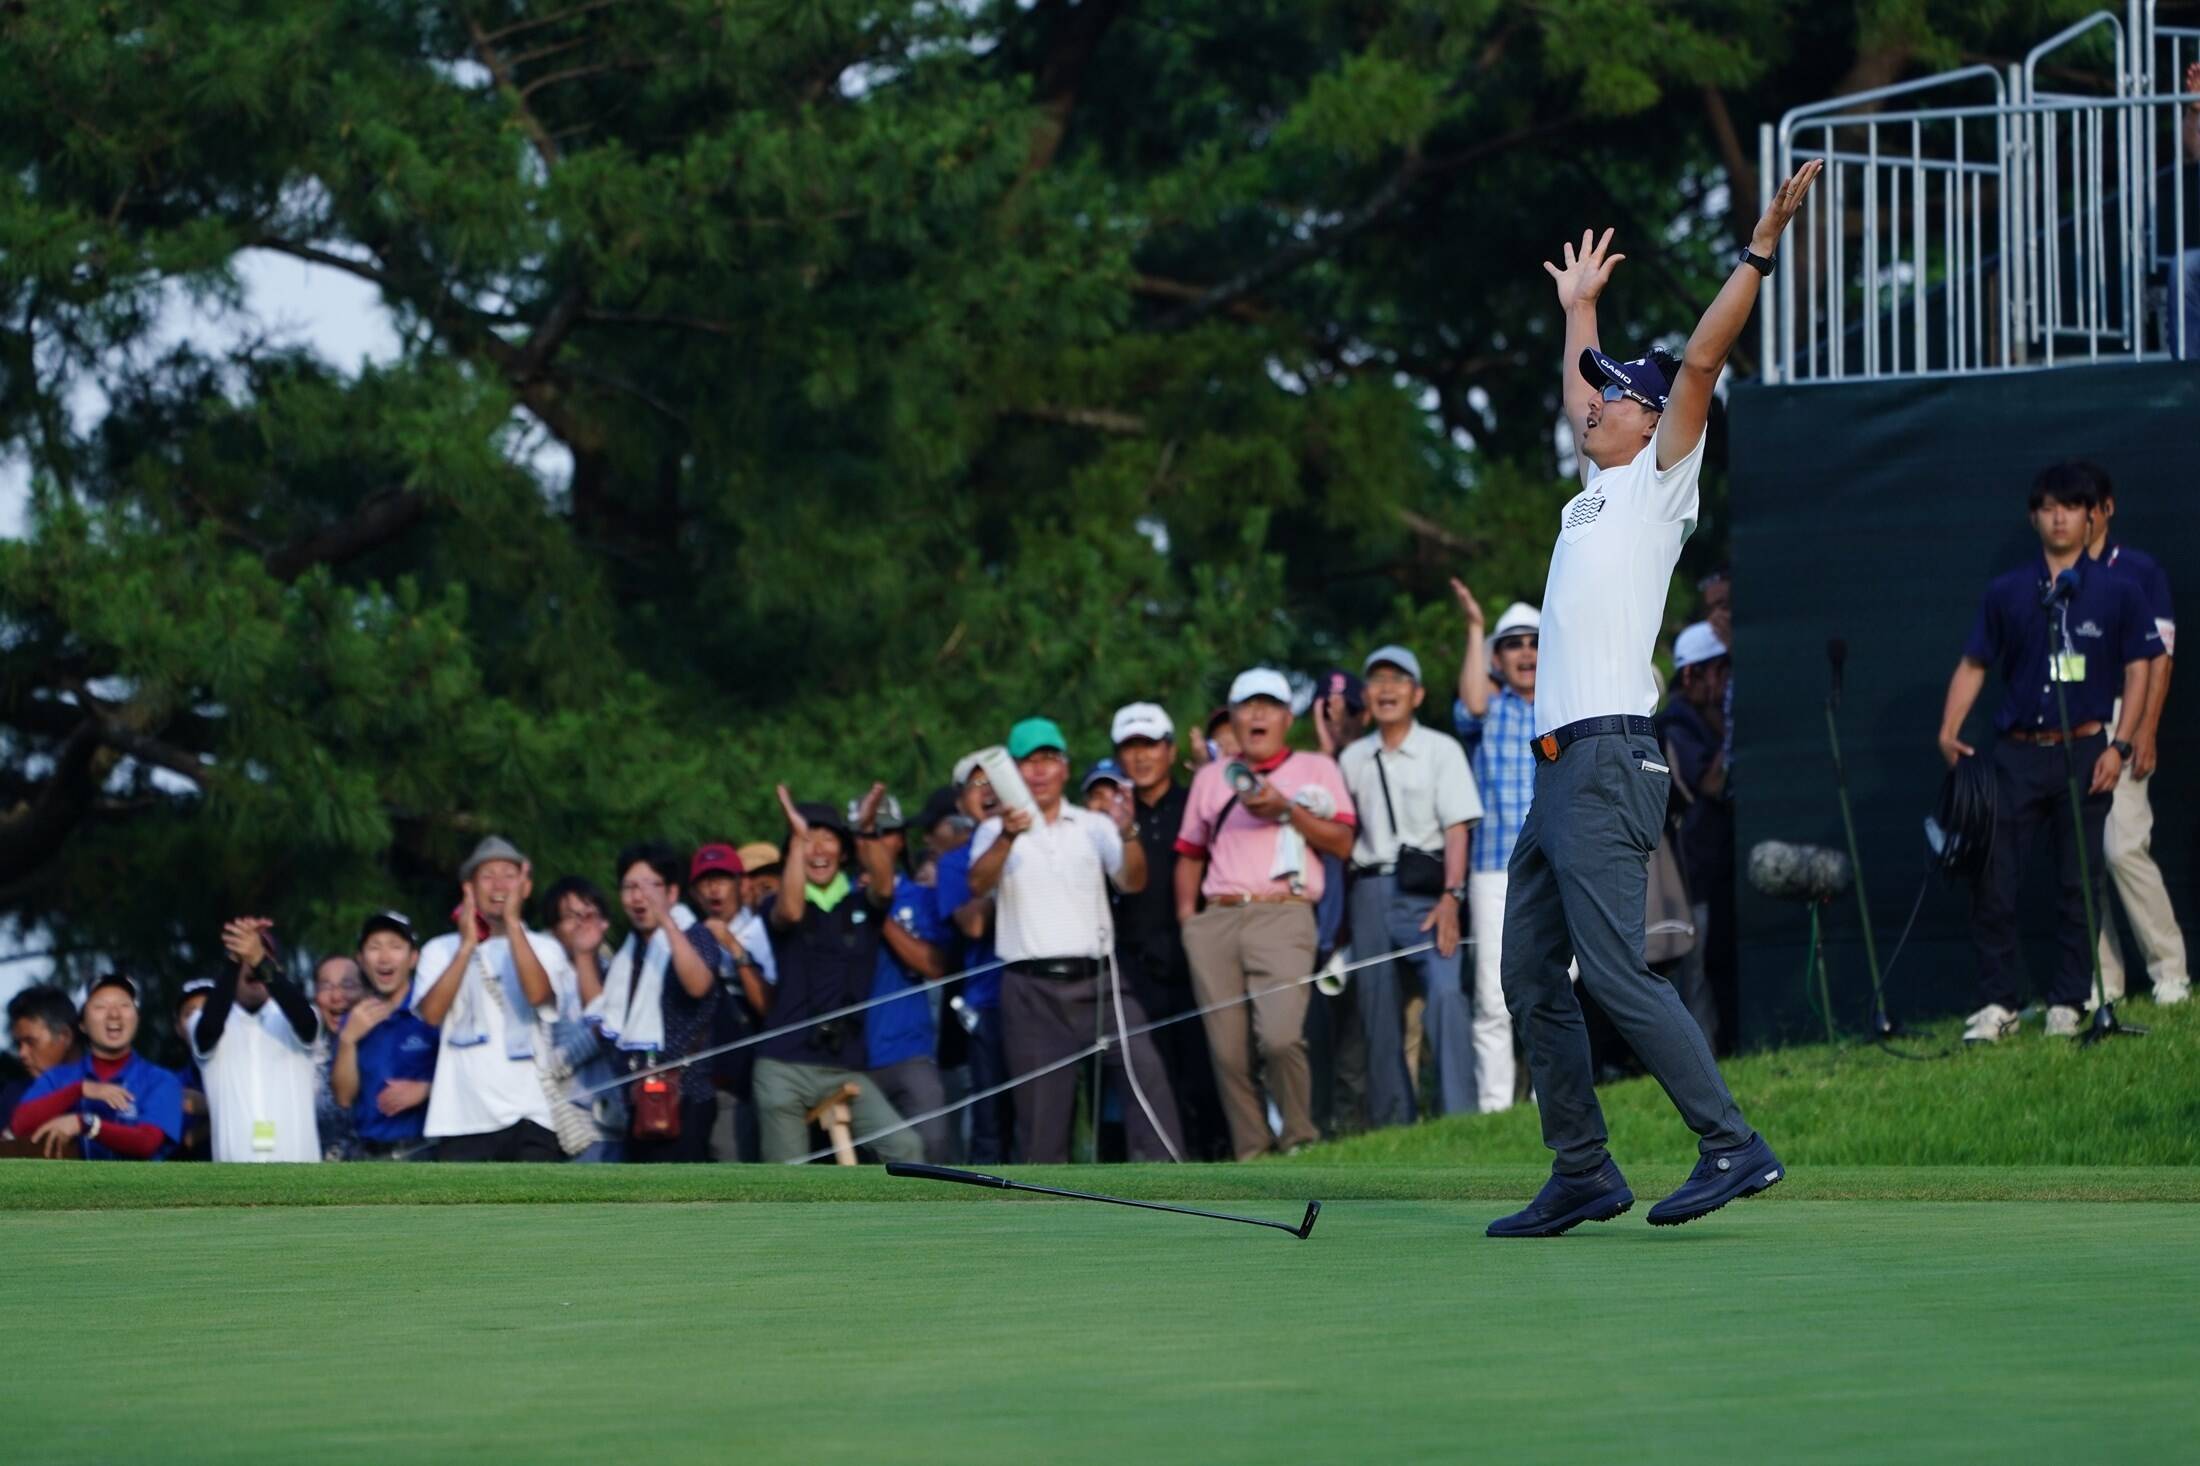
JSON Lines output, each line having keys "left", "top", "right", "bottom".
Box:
{"left": 886, "top": 1161, "right": 1010, "bottom": 1189}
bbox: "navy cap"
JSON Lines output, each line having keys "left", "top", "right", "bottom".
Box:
{"left": 1579, "top": 348, "right": 1674, "bottom": 412}
{"left": 1081, "top": 757, "right": 1128, "bottom": 795}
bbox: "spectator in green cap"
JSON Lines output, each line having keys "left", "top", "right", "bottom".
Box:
{"left": 970, "top": 716, "right": 1182, "bottom": 1162}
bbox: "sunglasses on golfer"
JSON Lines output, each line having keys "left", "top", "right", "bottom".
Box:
{"left": 1495, "top": 634, "right": 1538, "bottom": 653}
{"left": 1599, "top": 382, "right": 1661, "bottom": 410}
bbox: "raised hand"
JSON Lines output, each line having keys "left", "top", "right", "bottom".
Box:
{"left": 853, "top": 780, "right": 887, "bottom": 835}
{"left": 1748, "top": 159, "right": 1824, "bottom": 255}
{"left": 776, "top": 784, "right": 808, "bottom": 840}
{"left": 1543, "top": 227, "right": 1625, "bottom": 310}
{"left": 1000, "top": 805, "right": 1035, "bottom": 839}
{"left": 457, "top": 887, "right": 482, "bottom": 945}
{"left": 221, "top": 917, "right": 269, "bottom": 970}
{"left": 345, "top": 995, "right": 393, "bottom": 1042}
{"left": 1450, "top": 577, "right": 1484, "bottom": 628}
{"left": 1106, "top": 785, "right": 1135, "bottom": 836}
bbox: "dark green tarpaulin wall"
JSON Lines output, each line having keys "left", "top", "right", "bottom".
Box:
{"left": 1728, "top": 364, "right": 2198, "bottom": 1046}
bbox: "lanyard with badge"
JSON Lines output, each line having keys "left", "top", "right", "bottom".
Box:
{"left": 2048, "top": 594, "right": 2086, "bottom": 684}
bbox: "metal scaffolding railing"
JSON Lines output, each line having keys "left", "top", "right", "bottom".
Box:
{"left": 1760, "top": 1, "right": 2200, "bottom": 384}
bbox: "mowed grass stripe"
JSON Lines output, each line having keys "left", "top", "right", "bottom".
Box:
{"left": 2, "top": 1200, "right": 2193, "bottom": 1464}
{"left": 2, "top": 1161, "right": 2196, "bottom": 1210}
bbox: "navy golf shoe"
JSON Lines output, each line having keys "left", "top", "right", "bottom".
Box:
{"left": 1646, "top": 1133, "right": 1785, "bottom": 1226}
{"left": 1485, "top": 1161, "right": 1634, "bottom": 1238}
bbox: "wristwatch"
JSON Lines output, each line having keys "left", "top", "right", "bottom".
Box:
{"left": 2111, "top": 739, "right": 2134, "bottom": 761}
{"left": 1447, "top": 884, "right": 1469, "bottom": 904}
{"left": 1739, "top": 246, "right": 1775, "bottom": 276}
{"left": 85, "top": 1113, "right": 103, "bottom": 1141}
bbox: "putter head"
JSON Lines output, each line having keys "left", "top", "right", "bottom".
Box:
{"left": 1296, "top": 1200, "right": 1321, "bottom": 1239}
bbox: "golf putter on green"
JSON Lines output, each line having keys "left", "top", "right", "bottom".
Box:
{"left": 887, "top": 1162, "right": 1320, "bottom": 1240}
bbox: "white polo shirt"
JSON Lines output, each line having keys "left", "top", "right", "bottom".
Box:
{"left": 190, "top": 1000, "right": 322, "bottom": 1163}
{"left": 1339, "top": 722, "right": 1484, "bottom": 868}
{"left": 970, "top": 804, "right": 1126, "bottom": 962}
{"left": 412, "top": 930, "right": 577, "bottom": 1139}
{"left": 1535, "top": 429, "right": 1706, "bottom": 736}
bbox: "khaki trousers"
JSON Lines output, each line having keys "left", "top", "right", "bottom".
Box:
{"left": 2096, "top": 767, "right": 2191, "bottom": 1000}
{"left": 1182, "top": 902, "right": 1319, "bottom": 1159}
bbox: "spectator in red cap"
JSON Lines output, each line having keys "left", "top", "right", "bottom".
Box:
{"left": 689, "top": 843, "right": 777, "bottom": 1009}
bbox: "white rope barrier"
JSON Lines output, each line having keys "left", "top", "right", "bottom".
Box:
{"left": 782, "top": 940, "right": 1437, "bottom": 1164}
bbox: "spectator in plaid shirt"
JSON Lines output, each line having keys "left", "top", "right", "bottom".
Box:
{"left": 1449, "top": 581, "right": 1539, "bottom": 1112}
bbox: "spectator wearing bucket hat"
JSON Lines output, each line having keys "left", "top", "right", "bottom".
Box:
{"left": 752, "top": 785, "right": 924, "bottom": 1163}
{"left": 733, "top": 842, "right": 783, "bottom": 916}
{"left": 1339, "top": 644, "right": 1483, "bottom": 1127}
{"left": 1450, "top": 583, "right": 1540, "bottom": 1111}
{"left": 1174, "top": 669, "right": 1357, "bottom": 1159}
{"left": 970, "top": 717, "right": 1182, "bottom": 1162}
{"left": 332, "top": 912, "right": 440, "bottom": 1158}
{"left": 412, "top": 835, "right": 581, "bottom": 1162}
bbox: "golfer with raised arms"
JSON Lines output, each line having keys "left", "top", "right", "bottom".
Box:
{"left": 1486, "top": 160, "right": 1821, "bottom": 1238}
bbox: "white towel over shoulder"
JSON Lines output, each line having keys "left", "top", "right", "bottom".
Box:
{"left": 587, "top": 903, "right": 697, "bottom": 1054}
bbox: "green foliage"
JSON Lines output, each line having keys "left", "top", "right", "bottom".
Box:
{"left": 0, "top": 1, "right": 2086, "bottom": 993}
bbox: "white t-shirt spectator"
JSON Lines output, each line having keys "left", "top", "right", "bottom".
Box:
{"left": 190, "top": 1000, "right": 321, "bottom": 1163}
{"left": 412, "top": 930, "right": 578, "bottom": 1139}
{"left": 1339, "top": 723, "right": 1484, "bottom": 868}
{"left": 970, "top": 804, "right": 1126, "bottom": 962}
{"left": 1535, "top": 430, "right": 1705, "bottom": 735}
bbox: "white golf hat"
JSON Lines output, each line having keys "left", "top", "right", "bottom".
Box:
{"left": 1672, "top": 621, "right": 1730, "bottom": 670}
{"left": 1362, "top": 644, "right": 1422, "bottom": 684}
{"left": 1110, "top": 702, "right": 1175, "bottom": 745}
{"left": 952, "top": 750, "right": 986, "bottom": 786}
{"left": 1227, "top": 668, "right": 1292, "bottom": 706}
{"left": 1485, "top": 601, "right": 1541, "bottom": 673}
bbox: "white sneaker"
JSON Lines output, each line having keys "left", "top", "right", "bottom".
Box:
{"left": 2152, "top": 980, "right": 2190, "bottom": 1006}
{"left": 2045, "top": 1005, "right": 2082, "bottom": 1037}
{"left": 1963, "top": 1004, "right": 2020, "bottom": 1043}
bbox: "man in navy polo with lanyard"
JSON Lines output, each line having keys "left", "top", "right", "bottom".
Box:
{"left": 1486, "top": 161, "right": 1822, "bottom": 1238}
{"left": 1938, "top": 465, "right": 2159, "bottom": 1042}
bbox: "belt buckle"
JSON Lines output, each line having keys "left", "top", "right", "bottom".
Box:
{"left": 1534, "top": 733, "right": 1560, "bottom": 763}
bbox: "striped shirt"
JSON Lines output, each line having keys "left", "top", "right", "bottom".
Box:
{"left": 1453, "top": 686, "right": 1537, "bottom": 873}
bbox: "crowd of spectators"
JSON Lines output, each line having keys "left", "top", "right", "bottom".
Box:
{"left": 2, "top": 576, "right": 1757, "bottom": 1165}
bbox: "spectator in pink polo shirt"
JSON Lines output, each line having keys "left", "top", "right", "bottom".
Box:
{"left": 1172, "top": 669, "right": 1357, "bottom": 1158}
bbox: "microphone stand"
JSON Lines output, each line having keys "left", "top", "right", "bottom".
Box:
{"left": 2045, "top": 583, "right": 2144, "bottom": 1044}
{"left": 1824, "top": 658, "right": 1898, "bottom": 1038}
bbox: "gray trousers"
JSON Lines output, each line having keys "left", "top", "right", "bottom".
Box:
{"left": 1002, "top": 965, "right": 1182, "bottom": 1163}
{"left": 1352, "top": 873, "right": 1473, "bottom": 1126}
{"left": 751, "top": 1058, "right": 923, "bottom": 1164}
{"left": 869, "top": 1056, "right": 953, "bottom": 1162}
{"left": 1500, "top": 731, "right": 1751, "bottom": 1173}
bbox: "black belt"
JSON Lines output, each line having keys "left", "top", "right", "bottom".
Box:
{"left": 1010, "top": 958, "right": 1104, "bottom": 980}
{"left": 1531, "top": 715, "right": 1657, "bottom": 763}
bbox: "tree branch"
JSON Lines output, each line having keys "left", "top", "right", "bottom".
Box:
{"left": 1155, "top": 149, "right": 1423, "bottom": 331}
{"left": 1014, "top": 0, "right": 1131, "bottom": 184}
{"left": 0, "top": 722, "right": 109, "bottom": 888}
{"left": 580, "top": 307, "right": 740, "bottom": 336}
{"left": 1700, "top": 86, "right": 1758, "bottom": 224}
{"left": 263, "top": 486, "right": 427, "bottom": 582}
{"left": 252, "top": 237, "right": 394, "bottom": 290}
{"left": 467, "top": 12, "right": 563, "bottom": 170}
{"left": 1008, "top": 404, "right": 1148, "bottom": 435}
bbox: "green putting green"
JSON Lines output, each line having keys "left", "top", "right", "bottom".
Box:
{"left": 4, "top": 1172, "right": 2195, "bottom": 1463}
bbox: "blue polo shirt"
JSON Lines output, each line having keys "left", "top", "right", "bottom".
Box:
{"left": 1964, "top": 555, "right": 2160, "bottom": 731}
{"left": 865, "top": 876, "right": 951, "bottom": 1069}
{"left": 18, "top": 1053, "right": 183, "bottom": 1160}
{"left": 2095, "top": 541, "right": 2174, "bottom": 647}
{"left": 350, "top": 984, "right": 440, "bottom": 1144}
{"left": 931, "top": 844, "right": 999, "bottom": 1010}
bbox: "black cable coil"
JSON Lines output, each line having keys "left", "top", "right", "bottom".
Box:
{"left": 1925, "top": 752, "right": 1995, "bottom": 882}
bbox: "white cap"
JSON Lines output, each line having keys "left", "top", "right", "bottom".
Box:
{"left": 1673, "top": 621, "right": 1729, "bottom": 670}
{"left": 1110, "top": 702, "right": 1175, "bottom": 745}
{"left": 1362, "top": 644, "right": 1422, "bottom": 683}
{"left": 1227, "top": 667, "right": 1292, "bottom": 706}
{"left": 952, "top": 750, "right": 986, "bottom": 786}
{"left": 1485, "top": 602, "right": 1541, "bottom": 673}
